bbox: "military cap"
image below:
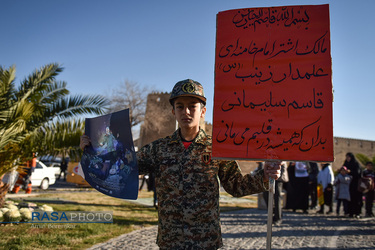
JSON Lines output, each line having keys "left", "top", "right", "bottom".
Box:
{"left": 169, "top": 79, "right": 206, "bottom": 105}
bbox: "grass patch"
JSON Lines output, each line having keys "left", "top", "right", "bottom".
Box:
{"left": 2, "top": 191, "right": 258, "bottom": 249}
{"left": 2, "top": 191, "right": 158, "bottom": 250}
{"left": 219, "top": 192, "right": 258, "bottom": 212}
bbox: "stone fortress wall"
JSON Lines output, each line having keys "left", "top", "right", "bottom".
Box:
{"left": 138, "top": 93, "right": 375, "bottom": 173}
{"left": 332, "top": 137, "right": 375, "bottom": 170}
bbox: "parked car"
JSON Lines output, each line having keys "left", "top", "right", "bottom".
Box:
{"left": 39, "top": 155, "right": 67, "bottom": 177}
{"left": 32, "top": 160, "right": 56, "bottom": 189}
{"left": 48, "top": 162, "right": 62, "bottom": 177}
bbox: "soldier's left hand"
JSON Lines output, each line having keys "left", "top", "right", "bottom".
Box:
{"left": 263, "top": 161, "right": 281, "bottom": 181}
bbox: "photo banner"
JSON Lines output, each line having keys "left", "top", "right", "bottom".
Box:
{"left": 80, "top": 109, "right": 139, "bottom": 199}
{"left": 212, "top": 4, "right": 333, "bottom": 162}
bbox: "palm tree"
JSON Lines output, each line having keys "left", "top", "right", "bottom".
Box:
{"left": 0, "top": 63, "right": 109, "bottom": 206}
{"left": 37, "top": 119, "right": 85, "bottom": 160}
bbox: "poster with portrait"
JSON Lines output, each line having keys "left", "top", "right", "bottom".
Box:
{"left": 80, "top": 109, "right": 138, "bottom": 199}
{"left": 212, "top": 4, "right": 334, "bottom": 162}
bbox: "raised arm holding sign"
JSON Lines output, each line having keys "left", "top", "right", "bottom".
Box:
{"left": 213, "top": 4, "right": 333, "bottom": 249}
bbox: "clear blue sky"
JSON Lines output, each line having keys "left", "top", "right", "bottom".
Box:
{"left": 1, "top": 0, "right": 374, "bottom": 141}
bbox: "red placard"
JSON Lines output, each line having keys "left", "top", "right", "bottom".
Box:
{"left": 212, "top": 4, "right": 333, "bottom": 162}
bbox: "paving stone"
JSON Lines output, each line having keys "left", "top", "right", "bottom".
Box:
{"left": 88, "top": 208, "right": 375, "bottom": 249}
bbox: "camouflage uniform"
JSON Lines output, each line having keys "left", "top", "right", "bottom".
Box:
{"left": 137, "top": 128, "right": 268, "bottom": 249}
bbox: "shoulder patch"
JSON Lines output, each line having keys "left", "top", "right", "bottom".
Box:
{"left": 202, "top": 151, "right": 211, "bottom": 164}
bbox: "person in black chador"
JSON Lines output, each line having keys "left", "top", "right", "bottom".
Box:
{"left": 308, "top": 162, "right": 319, "bottom": 209}
{"left": 343, "top": 152, "right": 363, "bottom": 218}
{"left": 58, "top": 158, "right": 68, "bottom": 181}
{"left": 362, "top": 162, "right": 375, "bottom": 217}
{"left": 284, "top": 161, "right": 309, "bottom": 213}
{"left": 284, "top": 162, "right": 296, "bottom": 210}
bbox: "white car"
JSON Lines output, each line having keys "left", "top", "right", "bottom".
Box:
{"left": 32, "top": 160, "right": 56, "bottom": 189}
{"left": 48, "top": 162, "right": 62, "bottom": 177}
{"left": 39, "top": 156, "right": 63, "bottom": 177}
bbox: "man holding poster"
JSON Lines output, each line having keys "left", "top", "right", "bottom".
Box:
{"left": 80, "top": 79, "right": 281, "bottom": 249}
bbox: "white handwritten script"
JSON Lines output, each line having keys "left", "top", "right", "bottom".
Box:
{"left": 212, "top": 5, "right": 334, "bottom": 162}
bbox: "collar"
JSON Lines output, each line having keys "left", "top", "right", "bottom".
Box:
{"left": 168, "top": 128, "right": 209, "bottom": 145}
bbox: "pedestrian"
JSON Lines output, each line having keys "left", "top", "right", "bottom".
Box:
{"left": 138, "top": 174, "right": 150, "bottom": 191}
{"left": 334, "top": 166, "right": 352, "bottom": 216}
{"left": 362, "top": 162, "right": 375, "bottom": 217}
{"left": 11, "top": 153, "right": 36, "bottom": 194}
{"left": 308, "top": 162, "right": 319, "bottom": 209}
{"left": 317, "top": 163, "right": 334, "bottom": 214}
{"left": 343, "top": 152, "right": 363, "bottom": 218}
{"left": 57, "top": 158, "right": 68, "bottom": 181}
{"left": 290, "top": 162, "right": 310, "bottom": 213}
{"left": 263, "top": 161, "right": 288, "bottom": 225}
{"left": 81, "top": 79, "right": 281, "bottom": 249}
{"left": 284, "top": 161, "right": 296, "bottom": 210}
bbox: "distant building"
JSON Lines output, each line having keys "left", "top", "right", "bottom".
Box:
{"left": 137, "top": 92, "right": 375, "bottom": 173}
{"left": 138, "top": 92, "right": 206, "bottom": 147}
{"left": 138, "top": 92, "right": 175, "bottom": 147}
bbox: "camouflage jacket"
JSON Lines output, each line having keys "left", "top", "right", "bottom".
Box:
{"left": 137, "top": 129, "right": 268, "bottom": 249}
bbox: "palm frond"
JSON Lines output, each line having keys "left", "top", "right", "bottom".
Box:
{"left": 33, "top": 119, "right": 85, "bottom": 161}
{"left": 0, "top": 100, "right": 34, "bottom": 150}
{"left": 16, "top": 63, "right": 63, "bottom": 101}
{"left": 0, "top": 65, "right": 17, "bottom": 119}
{"left": 50, "top": 94, "right": 110, "bottom": 119}
{"left": 39, "top": 80, "right": 69, "bottom": 104}
{"left": 0, "top": 65, "right": 16, "bottom": 100}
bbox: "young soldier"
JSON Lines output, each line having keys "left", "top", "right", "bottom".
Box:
{"left": 81, "top": 79, "right": 281, "bottom": 249}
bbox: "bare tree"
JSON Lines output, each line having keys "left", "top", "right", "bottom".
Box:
{"left": 107, "top": 80, "right": 152, "bottom": 128}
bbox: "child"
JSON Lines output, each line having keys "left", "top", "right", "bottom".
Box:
{"left": 317, "top": 163, "right": 334, "bottom": 214}
{"left": 334, "top": 166, "right": 352, "bottom": 216}
{"left": 362, "top": 162, "right": 375, "bottom": 217}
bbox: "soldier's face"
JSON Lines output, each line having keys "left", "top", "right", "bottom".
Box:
{"left": 172, "top": 96, "right": 206, "bottom": 129}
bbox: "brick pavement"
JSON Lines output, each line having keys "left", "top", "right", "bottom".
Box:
{"left": 88, "top": 208, "right": 375, "bottom": 250}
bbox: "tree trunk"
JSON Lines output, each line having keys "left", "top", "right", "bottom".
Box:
{"left": 0, "top": 181, "right": 10, "bottom": 208}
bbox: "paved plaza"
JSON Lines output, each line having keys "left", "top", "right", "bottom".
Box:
{"left": 89, "top": 208, "right": 375, "bottom": 250}
{"left": 7, "top": 181, "right": 375, "bottom": 249}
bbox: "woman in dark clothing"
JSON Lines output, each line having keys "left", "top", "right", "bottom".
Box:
{"left": 308, "top": 162, "right": 319, "bottom": 209}
{"left": 292, "top": 162, "right": 310, "bottom": 213}
{"left": 284, "top": 162, "right": 296, "bottom": 210}
{"left": 284, "top": 162, "right": 309, "bottom": 213}
{"left": 343, "top": 152, "right": 363, "bottom": 218}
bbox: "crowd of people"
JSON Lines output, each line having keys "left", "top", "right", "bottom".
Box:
{"left": 278, "top": 153, "right": 374, "bottom": 220}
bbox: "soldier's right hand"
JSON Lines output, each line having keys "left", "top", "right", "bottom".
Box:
{"left": 80, "top": 135, "right": 91, "bottom": 151}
